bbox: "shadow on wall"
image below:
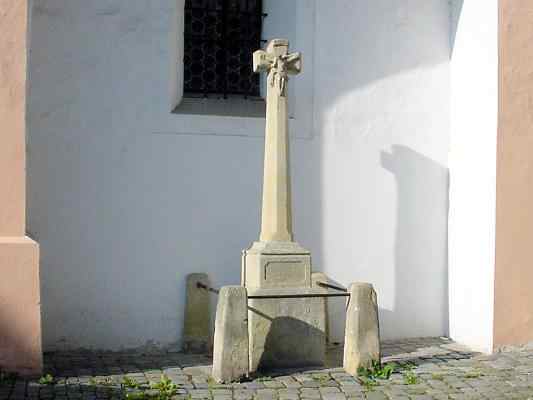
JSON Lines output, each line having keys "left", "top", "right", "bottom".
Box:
{"left": 315, "top": 0, "right": 451, "bottom": 340}
{"left": 381, "top": 145, "right": 449, "bottom": 338}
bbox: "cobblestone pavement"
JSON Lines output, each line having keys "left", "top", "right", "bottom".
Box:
{"left": 2, "top": 337, "right": 533, "bottom": 400}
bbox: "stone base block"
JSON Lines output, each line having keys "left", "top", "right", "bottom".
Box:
{"left": 247, "top": 287, "right": 326, "bottom": 372}
{"left": 243, "top": 241, "right": 311, "bottom": 288}
{"left": 212, "top": 286, "right": 249, "bottom": 383}
{"left": 0, "top": 237, "right": 42, "bottom": 376}
{"left": 343, "top": 283, "right": 380, "bottom": 375}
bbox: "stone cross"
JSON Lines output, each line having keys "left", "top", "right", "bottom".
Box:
{"left": 253, "top": 39, "right": 302, "bottom": 242}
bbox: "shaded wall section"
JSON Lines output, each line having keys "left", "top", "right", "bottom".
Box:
{"left": 495, "top": 0, "right": 533, "bottom": 349}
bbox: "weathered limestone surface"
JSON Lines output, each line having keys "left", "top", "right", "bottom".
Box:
{"left": 243, "top": 241, "right": 311, "bottom": 289}
{"left": 242, "top": 39, "right": 325, "bottom": 372}
{"left": 343, "top": 283, "right": 381, "bottom": 375}
{"left": 212, "top": 286, "right": 249, "bottom": 383}
{"left": 0, "top": 0, "right": 42, "bottom": 376}
{"left": 248, "top": 288, "right": 326, "bottom": 372}
{"left": 183, "top": 273, "right": 211, "bottom": 353}
{"left": 253, "top": 39, "right": 301, "bottom": 243}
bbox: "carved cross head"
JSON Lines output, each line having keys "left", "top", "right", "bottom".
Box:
{"left": 253, "top": 39, "right": 302, "bottom": 96}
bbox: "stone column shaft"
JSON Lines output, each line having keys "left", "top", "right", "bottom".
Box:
{"left": 260, "top": 70, "right": 293, "bottom": 242}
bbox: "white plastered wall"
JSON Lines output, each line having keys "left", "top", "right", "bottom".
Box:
{"left": 315, "top": 0, "right": 451, "bottom": 342}
{"left": 448, "top": 0, "right": 498, "bottom": 353}
{"left": 27, "top": 0, "right": 319, "bottom": 350}
{"left": 28, "top": 0, "right": 453, "bottom": 349}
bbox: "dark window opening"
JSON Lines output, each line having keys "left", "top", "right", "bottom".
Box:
{"left": 183, "top": 0, "right": 264, "bottom": 99}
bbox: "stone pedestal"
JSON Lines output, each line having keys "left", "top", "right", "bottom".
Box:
{"left": 243, "top": 242, "right": 326, "bottom": 372}
{"left": 242, "top": 241, "right": 311, "bottom": 288}
{"left": 247, "top": 287, "right": 325, "bottom": 371}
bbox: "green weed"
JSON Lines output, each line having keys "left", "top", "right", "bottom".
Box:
{"left": 255, "top": 376, "right": 273, "bottom": 382}
{"left": 403, "top": 371, "right": 418, "bottom": 385}
{"left": 312, "top": 374, "right": 331, "bottom": 384}
{"left": 89, "top": 376, "right": 116, "bottom": 386}
{"left": 357, "top": 360, "right": 396, "bottom": 380}
{"left": 39, "top": 374, "right": 55, "bottom": 385}
{"left": 359, "top": 376, "right": 379, "bottom": 391}
{"left": 149, "top": 374, "right": 179, "bottom": 399}
{"left": 464, "top": 370, "right": 484, "bottom": 379}
{"left": 123, "top": 376, "right": 140, "bottom": 389}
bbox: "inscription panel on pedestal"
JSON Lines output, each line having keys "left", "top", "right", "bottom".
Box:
{"left": 264, "top": 261, "right": 306, "bottom": 287}
{"left": 242, "top": 247, "right": 312, "bottom": 288}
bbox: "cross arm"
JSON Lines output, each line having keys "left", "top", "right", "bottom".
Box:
{"left": 253, "top": 50, "right": 275, "bottom": 73}
{"left": 282, "top": 52, "right": 302, "bottom": 75}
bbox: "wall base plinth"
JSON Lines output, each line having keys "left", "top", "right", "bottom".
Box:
{"left": 0, "top": 237, "right": 42, "bottom": 376}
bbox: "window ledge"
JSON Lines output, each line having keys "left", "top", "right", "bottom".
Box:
{"left": 173, "top": 95, "right": 266, "bottom": 118}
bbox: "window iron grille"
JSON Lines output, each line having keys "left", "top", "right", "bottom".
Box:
{"left": 183, "top": 0, "right": 266, "bottom": 99}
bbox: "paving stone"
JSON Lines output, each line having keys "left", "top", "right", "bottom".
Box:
{"left": 301, "top": 381, "right": 320, "bottom": 388}
{"left": 234, "top": 389, "right": 255, "bottom": 400}
{"left": 263, "top": 381, "right": 285, "bottom": 389}
{"left": 191, "top": 389, "right": 211, "bottom": 398}
{"left": 321, "top": 393, "right": 346, "bottom": 400}
{"left": 12, "top": 338, "right": 533, "bottom": 400}
{"left": 243, "top": 383, "right": 266, "bottom": 390}
{"left": 319, "top": 387, "right": 341, "bottom": 394}
{"left": 300, "top": 388, "right": 320, "bottom": 399}
{"left": 339, "top": 386, "right": 362, "bottom": 396}
{"left": 255, "top": 389, "right": 277, "bottom": 399}
{"left": 363, "top": 391, "right": 387, "bottom": 400}
{"left": 213, "top": 396, "right": 233, "bottom": 400}
{"left": 278, "top": 393, "right": 299, "bottom": 400}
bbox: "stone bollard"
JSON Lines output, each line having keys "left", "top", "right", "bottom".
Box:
{"left": 212, "top": 286, "right": 249, "bottom": 383}
{"left": 183, "top": 273, "right": 211, "bottom": 353}
{"left": 343, "top": 283, "right": 381, "bottom": 375}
